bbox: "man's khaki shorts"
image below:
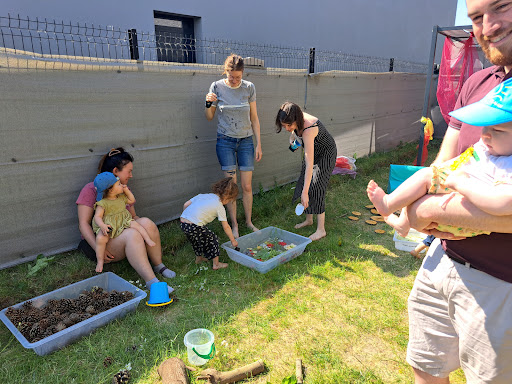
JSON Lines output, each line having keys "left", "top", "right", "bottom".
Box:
{"left": 407, "top": 239, "right": 512, "bottom": 383}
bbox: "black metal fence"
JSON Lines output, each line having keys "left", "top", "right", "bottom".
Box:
{"left": 0, "top": 14, "right": 428, "bottom": 74}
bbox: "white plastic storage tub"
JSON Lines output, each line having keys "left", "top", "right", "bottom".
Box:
{"left": 0, "top": 272, "right": 146, "bottom": 356}
{"left": 221, "top": 226, "right": 312, "bottom": 274}
{"left": 393, "top": 229, "right": 428, "bottom": 252}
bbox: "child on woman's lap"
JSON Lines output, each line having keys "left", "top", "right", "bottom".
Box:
{"left": 180, "top": 177, "right": 239, "bottom": 270}
{"left": 93, "top": 172, "right": 155, "bottom": 272}
{"left": 368, "top": 78, "right": 512, "bottom": 238}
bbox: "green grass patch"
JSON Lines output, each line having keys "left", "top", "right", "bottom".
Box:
{"left": 0, "top": 139, "right": 467, "bottom": 383}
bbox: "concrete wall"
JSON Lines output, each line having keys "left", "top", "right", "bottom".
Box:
{"left": 0, "top": 53, "right": 425, "bottom": 269}
{"left": 1, "top": 0, "right": 457, "bottom": 64}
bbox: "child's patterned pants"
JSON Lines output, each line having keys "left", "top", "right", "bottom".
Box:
{"left": 180, "top": 222, "right": 219, "bottom": 260}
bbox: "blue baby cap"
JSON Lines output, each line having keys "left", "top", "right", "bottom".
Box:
{"left": 94, "top": 172, "right": 119, "bottom": 201}
{"left": 449, "top": 78, "right": 512, "bottom": 126}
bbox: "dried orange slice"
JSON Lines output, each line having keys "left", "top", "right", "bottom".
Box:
{"left": 370, "top": 209, "right": 379, "bottom": 214}
{"left": 365, "top": 220, "right": 377, "bottom": 225}
{"left": 351, "top": 211, "right": 362, "bottom": 216}
{"left": 374, "top": 229, "right": 386, "bottom": 234}
{"left": 348, "top": 216, "right": 359, "bottom": 221}
{"left": 365, "top": 204, "right": 375, "bottom": 209}
{"left": 371, "top": 216, "right": 385, "bottom": 221}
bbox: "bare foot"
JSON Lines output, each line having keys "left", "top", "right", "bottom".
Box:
{"left": 246, "top": 222, "right": 259, "bottom": 232}
{"left": 232, "top": 226, "right": 239, "bottom": 239}
{"left": 213, "top": 262, "right": 228, "bottom": 270}
{"left": 146, "top": 239, "right": 156, "bottom": 247}
{"left": 195, "top": 256, "right": 208, "bottom": 264}
{"left": 366, "top": 180, "right": 393, "bottom": 216}
{"left": 309, "top": 230, "right": 326, "bottom": 241}
{"left": 384, "top": 213, "right": 410, "bottom": 237}
{"left": 295, "top": 219, "right": 313, "bottom": 229}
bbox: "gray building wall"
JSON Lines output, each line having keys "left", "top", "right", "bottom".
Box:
{"left": 2, "top": 0, "right": 457, "bottom": 64}
{"left": 0, "top": 52, "right": 426, "bottom": 269}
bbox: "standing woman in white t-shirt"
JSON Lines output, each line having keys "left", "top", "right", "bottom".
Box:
{"left": 205, "top": 54, "right": 262, "bottom": 238}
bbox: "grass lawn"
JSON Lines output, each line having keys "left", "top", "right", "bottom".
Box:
{"left": 0, "top": 139, "right": 467, "bottom": 384}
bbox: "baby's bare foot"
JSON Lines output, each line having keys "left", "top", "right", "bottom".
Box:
{"left": 366, "top": 180, "right": 393, "bottom": 216}
{"left": 232, "top": 226, "right": 239, "bottom": 239}
{"left": 146, "top": 239, "right": 156, "bottom": 247}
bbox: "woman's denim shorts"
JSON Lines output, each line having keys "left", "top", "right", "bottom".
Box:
{"left": 216, "top": 133, "right": 255, "bottom": 171}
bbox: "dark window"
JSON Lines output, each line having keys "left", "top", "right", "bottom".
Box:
{"left": 154, "top": 11, "right": 197, "bottom": 63}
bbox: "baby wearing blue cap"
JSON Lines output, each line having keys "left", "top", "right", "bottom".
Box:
{"left": 366, "top": 78, "right": 512, "bottom": 238}
{"left": 92, "top": 172, "right": 156, "bottom": 273}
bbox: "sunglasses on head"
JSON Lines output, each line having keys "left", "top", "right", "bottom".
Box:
{"left": 108, "top": 148, "right": 121, "bottom": 157}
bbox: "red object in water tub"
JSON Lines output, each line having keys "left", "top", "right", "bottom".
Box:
{"left": 278, "top": 241, "right": 287, "bottom": 246}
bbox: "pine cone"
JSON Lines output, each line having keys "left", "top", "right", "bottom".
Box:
{"left": 47, "top": 312, "right": 61, "bottom": 326}
{"left": 21, "top": 309, "right": 40, "bottom": 324}
{"left": 55, "top": 322, "right": 67, "bottom": 332}
{"left": 93, "top": 298, "right": 111, "bottom": 313}
{"left": 62, "top": 316, "right": 75, "bottom": 327}
{"left": 68, "top": 313, "right": 81, "bottom": 324}
{"left": 38, "top": 318, "right": 50, "bottom": 330}
{"left": 76, "top": 293, "right": 92, "bottom": 311}
{"left": 29, "top": 308, "right": 45, "bottom": 322}
{"left": 122, "top": 291, "right": 134, "bottom": 301}
{"left": 103, "top": 356, "right": 113, "bottom": 367}
{"left": 5, "top": 307, "right": 23, "bottom": 325}
{"left": 112, "top": 369, "right": 131, "bottom": 384}
{"left": 17, "top": 322, "right": 32, "bottom": 337}
{"left": 43, "top": 325, "right": 58, "bottom": 338}
{"left": 45, "top": 299, "right": 60, "bottom": 313}
{"left": 21, "top": 300, "right": 34, "bottom": 311}
{"left": 108, "top": 290, "right": 125, "bottom": 307}
{"left": 91, "top": 286, "right": 107, "bottom": 301}
{"left": 85, "top": 305, "right": 96, "bottom": 315}
{"left": 57, "top": 298, "right": 75, "bottom": 313}
{"left": 29, "top": 322, "right": 43, "bottom": 342}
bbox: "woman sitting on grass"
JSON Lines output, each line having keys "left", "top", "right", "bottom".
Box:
{"left": 76, "top": 147, "right": 175, "bottom": 294}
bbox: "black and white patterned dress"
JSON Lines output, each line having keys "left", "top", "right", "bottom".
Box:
{"left": 293, "top": 120, "right": 337, "bottom": 214}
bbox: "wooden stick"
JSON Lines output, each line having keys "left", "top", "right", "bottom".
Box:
{"left": 158, "top": 357, "right": 194, "bottom": 384}
{"left": 296, "top": 359, "right": 304, "bottom": 384}
{"left": 197, "top": 359, "right": 265, "bottom": 384}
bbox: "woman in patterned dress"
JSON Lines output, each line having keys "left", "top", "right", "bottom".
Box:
{"left": 276, "top": 102, "right": 337, "bottom": 240}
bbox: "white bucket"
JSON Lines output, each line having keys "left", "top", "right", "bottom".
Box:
{"left": 183, "top": 328, "right": 215, "bottom": 366}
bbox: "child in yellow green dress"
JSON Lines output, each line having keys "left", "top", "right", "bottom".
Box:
{"left": 93, "top": 172, "right": 155, "bottom": 273}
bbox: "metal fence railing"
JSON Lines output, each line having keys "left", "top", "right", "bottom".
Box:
{"left": 0, "top": 14, "right": 428, "bottom": 74}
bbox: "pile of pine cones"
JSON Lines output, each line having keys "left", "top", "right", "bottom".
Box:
{"left": 5, "top": 286, "right": 134, "bottom": 343}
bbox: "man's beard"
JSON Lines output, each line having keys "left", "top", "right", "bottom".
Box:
{"left": 477, "top": 34, "right": 512, "bottom": 66}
